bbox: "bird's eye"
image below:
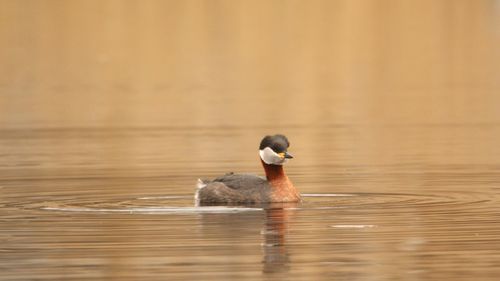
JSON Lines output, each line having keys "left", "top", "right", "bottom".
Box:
{"left": 271, "top": 145, "right": 285, "bottom": 154}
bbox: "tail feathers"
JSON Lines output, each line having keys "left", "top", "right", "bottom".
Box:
{"left": 195, "top": 179, "right": 209, "bottom": 206}
{"left": 196, "top": 179, "right": 208, "bottom": 190}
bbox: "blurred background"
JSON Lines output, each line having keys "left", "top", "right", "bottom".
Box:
{"left": 1, "top": 0, "right": 498, "bottom": 129}
{"left": 1, "top": 0, "right": 499, "bottom": 186}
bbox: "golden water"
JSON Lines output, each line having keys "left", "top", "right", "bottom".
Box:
{"left": 1, "top": 1, "right": 500, "bottom": 280}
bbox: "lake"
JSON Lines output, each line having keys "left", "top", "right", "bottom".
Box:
{"left": 1, "top": 1, "right": 500, "bottom": 280}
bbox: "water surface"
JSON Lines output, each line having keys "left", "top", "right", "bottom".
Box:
{"left": 2, "top": 125, "right": 500, "bottom": 280}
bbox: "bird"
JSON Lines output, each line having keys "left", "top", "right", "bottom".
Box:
{"left": 195, "top": 134, "right": 300, "bottom": 205}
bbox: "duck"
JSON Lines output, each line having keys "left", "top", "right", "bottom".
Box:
{"left": 195, "top": 134, "right": 301, "bottom": 205}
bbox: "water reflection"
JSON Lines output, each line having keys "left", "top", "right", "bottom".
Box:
{"left": 261, "top": 203, "right": 297, "bottom": 274}
{"left": 197, "top": 202, "right": 297, "bottom": 274}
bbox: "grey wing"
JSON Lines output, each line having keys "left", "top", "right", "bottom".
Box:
{"left": 196, "top": 181, "right": 252, "bottom": 204}
{"left": 213, "top": 173, "right": 268, "bottom": 190}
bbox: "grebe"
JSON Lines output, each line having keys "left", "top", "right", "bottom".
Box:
{"left": 195, "top": 134, "right": 301, "bottom": 205}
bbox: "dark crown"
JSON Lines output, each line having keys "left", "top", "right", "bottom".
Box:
{"left": 259, "top": 134, "right": 290, "bottom": 153}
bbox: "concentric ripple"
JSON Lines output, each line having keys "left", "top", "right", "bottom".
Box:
{"left": 9, "top": 190, "right": 494, "bottom": 214}
{"left": 300, "top": 191, "right": 493, "bottom": 211}
{"left": 41, "top": 206, "right": 263, "bottom": 214}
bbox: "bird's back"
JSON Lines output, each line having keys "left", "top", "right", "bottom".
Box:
{"left": 196, "top": 173, "right": 271, "bottom": 204}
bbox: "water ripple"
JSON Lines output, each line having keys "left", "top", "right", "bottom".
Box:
{"left": 8, "top": 190, "right": 494, "bottom": 215}
{"left": 41, "top": 206, "right": 263, "bottom": 214}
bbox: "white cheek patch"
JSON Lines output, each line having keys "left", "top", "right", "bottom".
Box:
{"left": 259, "top": 147, "right": 287, "bottom": 165}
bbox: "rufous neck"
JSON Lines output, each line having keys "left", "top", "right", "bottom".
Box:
{"left": 261, "top": 160, "right": 287, "bottom": 182}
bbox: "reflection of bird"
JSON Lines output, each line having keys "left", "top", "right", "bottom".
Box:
{"left": 196, "top": 203, "right": 296, "bottom": 274}
{"left": 195, "top": 135, "right": 301, "bottom": 205}
{"left": 262, "top": 205, "right": 295, "bottom": 274}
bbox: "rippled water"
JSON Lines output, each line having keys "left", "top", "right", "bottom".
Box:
{"left": 2, "top": 126, "right": 500, "bottom": 280}
{"left": 1, "top": 0, "right": 500, "bottom": 280}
